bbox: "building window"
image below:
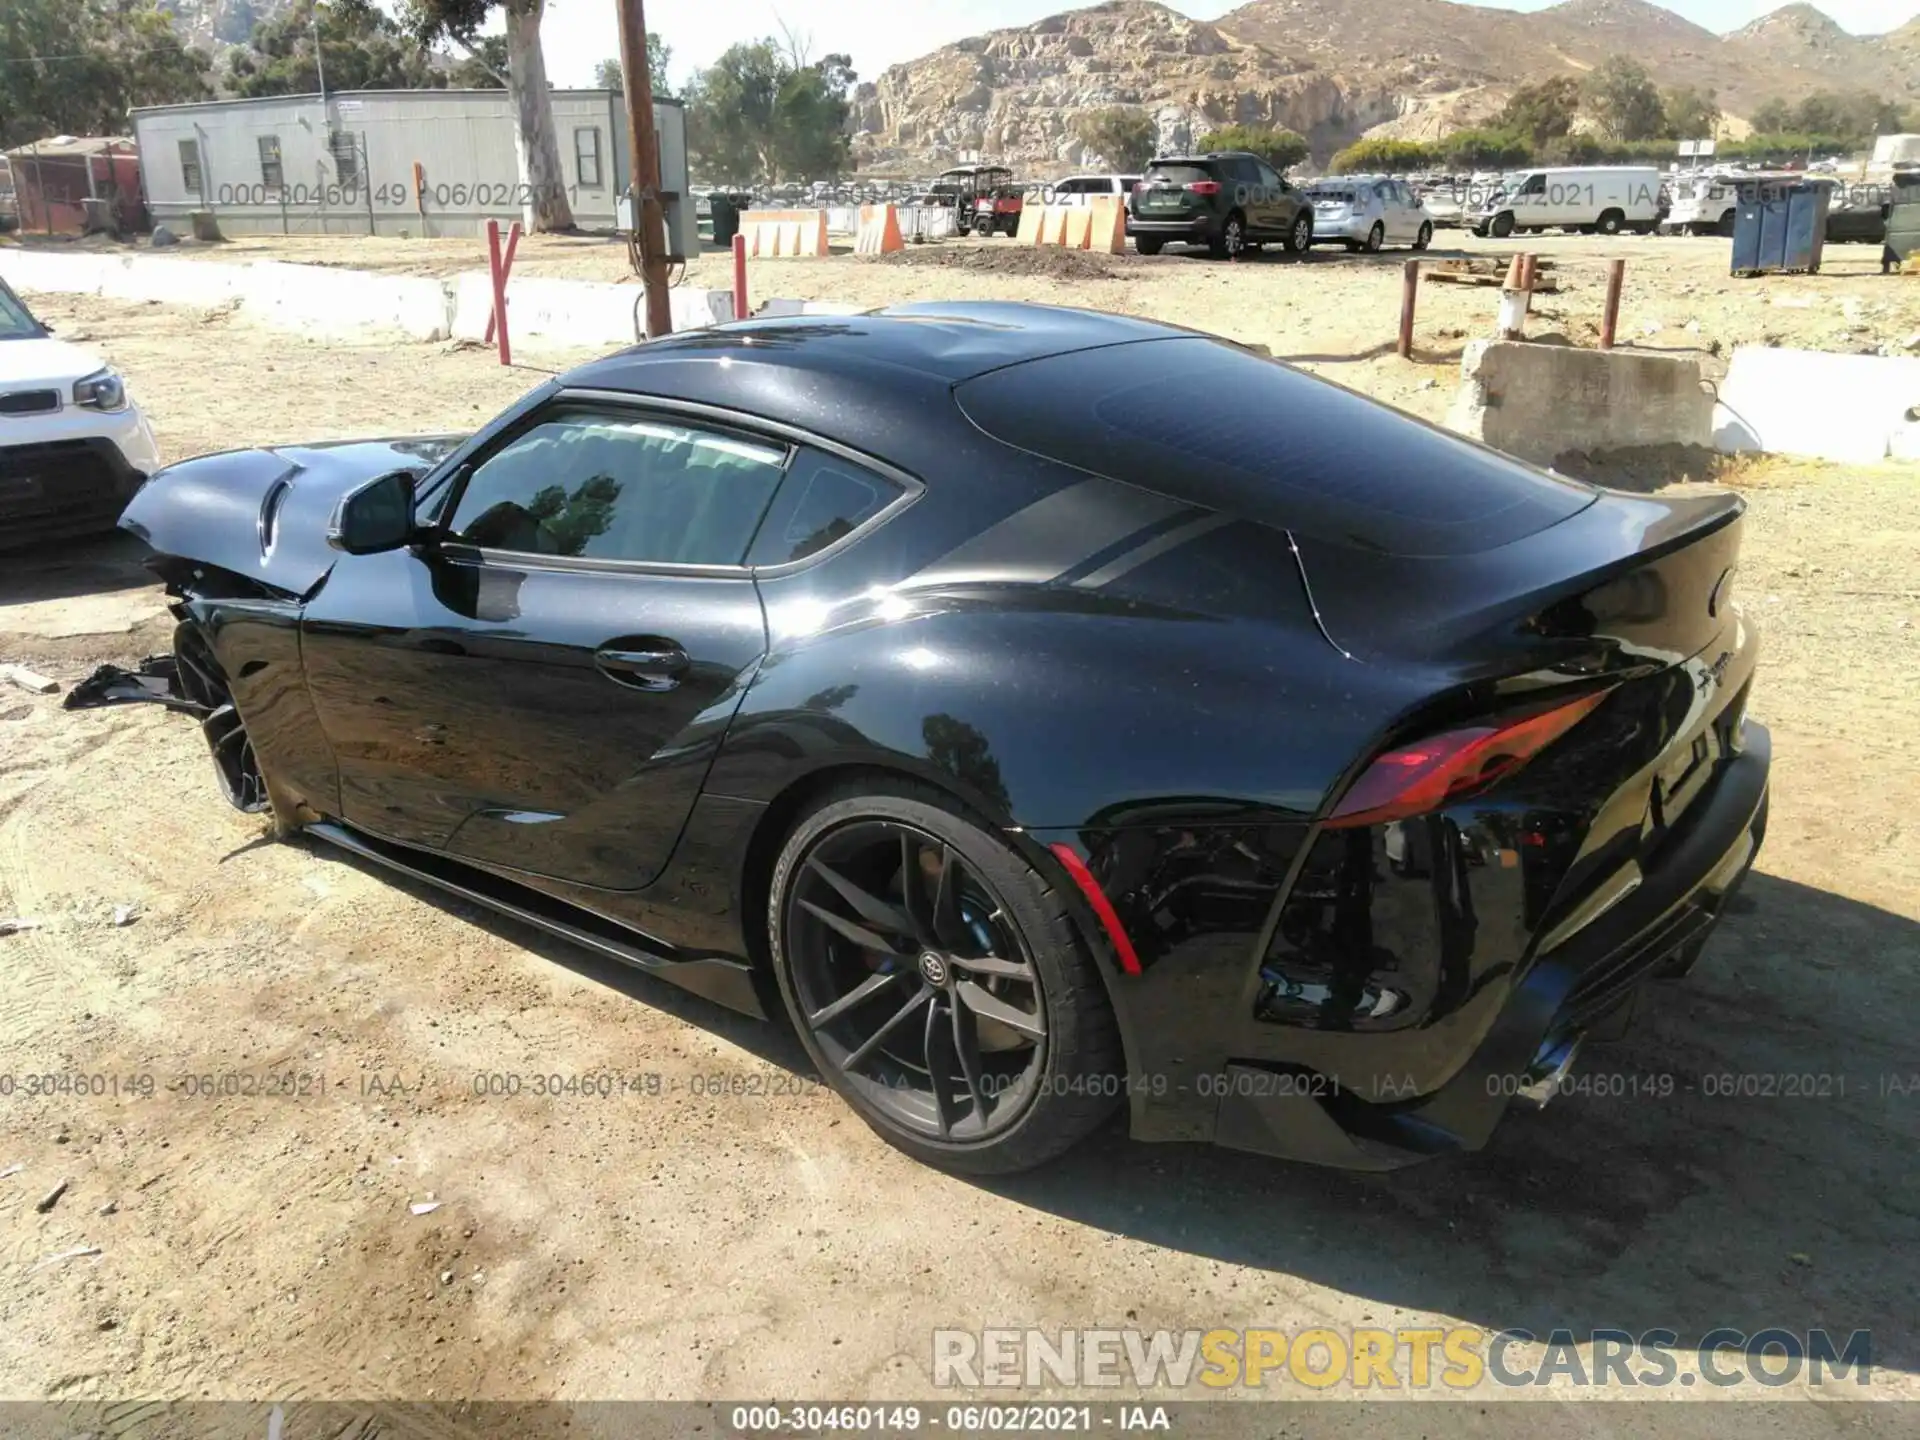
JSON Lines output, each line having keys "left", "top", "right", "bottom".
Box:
{"left": 257, "top": 134, "right": 283, "bottom": 189}
{"left": 179, "top": 139, "right": 202, "bottom": 196}
{"left": 574, "top": 127, "right": 603, "bottom": 189}
{"left": 328, "top": 130, "right": 359, "bottom": 187}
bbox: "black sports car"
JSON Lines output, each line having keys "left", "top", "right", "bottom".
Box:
{"left": 115, "top": 303, "right": 1769, "bottom": 1174}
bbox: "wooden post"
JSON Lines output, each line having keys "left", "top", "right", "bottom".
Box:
{"left": 616, "top": 0, "right": 673, "bottom": 338}
{"left": 732, "top": 233, "right": 750, "bottom": 320}
{"left": 1600, "top": 259, "right": 1626, "bottom": 350}
{"left": 1397, "top": 259, "right": 1419, "bottom": 359}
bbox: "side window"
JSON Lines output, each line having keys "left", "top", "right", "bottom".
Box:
{"left": 574, "top": 127, "right": 603, "bottom": 189}
{"left": 746, "top": 449, "right": 905, "bottom": 566}
{"left": 329, "top": 130, "right": 359, "bottom": 187}
{"left": 1520, "top": 174, "right": 1546, "bottom": 196}
{"left": 1253, "top": 161, "right": 1283, "bottom": 192}
{"left": 178, "top": 139, "right": 202, "bottom": 196}
{"left": 446, "top": 410, "right": 788, "bottom": 565}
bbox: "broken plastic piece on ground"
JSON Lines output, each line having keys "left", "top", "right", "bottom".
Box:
{"left": 63, "top": 656, "right": 208, "bottom": 715}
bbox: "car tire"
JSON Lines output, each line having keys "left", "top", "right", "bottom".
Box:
{"left": 174, "top": 620, "right": 273, "bottom": 816}
{"left": 1134, "top": 237, "right": 1164, "bottom": 256}
{"left": 1284, "top": 213, "right": 1313, "bottom": 254}
{"left": 1596, "top": 209, "right": 1625, "bottom": 236}
{"left": 1364, "top": 222, "right": 1385, "bottom": 253}
{"left": 1210, "top": 211, "right": 1247, "bottom": 260}
{"left": 1413, "top": 222, "right": 1433, "bottom": 251}
{"left": 1717, "top": 211, "right": 1737, "bottom": 238}
{"left": 1490, "top": 211, "right": 1515, "bottom": 239}
{"left": 767, "top": 780, "right": 1125, "bottom": 1176}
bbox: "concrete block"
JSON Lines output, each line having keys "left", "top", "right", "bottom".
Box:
{"left": 1446, "top": 340, "right": 1713, "bottom": 466}
{"left": 451, "top": 271, "right": 737, "bottom": 349}
{"left": 1714, "top": 345, "right": 1920, "bottom": 464}
{"left": 0, "top": 248, "right": 114, "bottom": 296}
{"left": 234, "top": 262, "right": 453, "bottom": 342}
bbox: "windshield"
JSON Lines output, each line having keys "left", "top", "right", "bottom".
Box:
{"left": 0, "top": 282, "right": 45, "bottom": 341}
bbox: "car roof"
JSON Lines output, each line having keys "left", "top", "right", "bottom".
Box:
{"left": 565, "top": 303, "right": 1184, "bottom": 391}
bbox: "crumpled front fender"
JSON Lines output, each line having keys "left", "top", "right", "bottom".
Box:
{"left": 119, "top": 436, "right": 465, "bottom": 597}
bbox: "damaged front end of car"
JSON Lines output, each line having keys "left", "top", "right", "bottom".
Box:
{"left": 74, "top": 436, "right": 466, "bottom": 823}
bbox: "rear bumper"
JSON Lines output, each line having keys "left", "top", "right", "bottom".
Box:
{"left": 1309, "top": 215, "right": 1371, "bottom": 242}
{"left": 1127, "top": 217, "right": 1219, "bottom": 244}
{"left": 1205, "top": 722, "right": 1771, "bottom": 1170}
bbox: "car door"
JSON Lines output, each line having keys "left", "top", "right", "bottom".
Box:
{"left": 298, "top": 399, "right": 786, "bottom": 892}
{"left": 1393, "top": 181, "right": 1421, "bottom": 240}
{"left": 1247, "top": 159, "right": 1289, "bottom": 238}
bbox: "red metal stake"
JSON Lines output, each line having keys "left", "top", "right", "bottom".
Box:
{"left": 732, "top": 233, "right": 750, "bottom": 321}
{"left": 1600, "top": 259, "right": 1626, "bottom": 350}
{"left": 483, "top": 220, "right": 521, "bottom": 348}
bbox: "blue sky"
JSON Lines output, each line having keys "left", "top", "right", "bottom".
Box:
{"left": 535, "top": 0, "right": 1920, "bottom": 89}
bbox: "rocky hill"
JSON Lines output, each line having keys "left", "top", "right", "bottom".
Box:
{"left": 852, "top": 0, "right": 1920, "bottom": 172}
{"left": 158, "top": 0, "right": 292, "bottom": 49}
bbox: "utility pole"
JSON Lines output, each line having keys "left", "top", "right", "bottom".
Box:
{"left": 312, "top": 2, "right": 328, "bottom": 107}
{"left": 616, "top": 0, "right": 673, "bottom": 337}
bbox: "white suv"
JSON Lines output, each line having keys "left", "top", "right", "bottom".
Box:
{"left": 0, "top": 278, "right": 160, "bottom": 547}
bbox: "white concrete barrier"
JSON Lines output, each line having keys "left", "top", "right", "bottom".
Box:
{"left": 1, "top": 248, "right": 453, "bottom": 340}
{"left": 0, "top": 248, "right": 119, "bottom": 295}
{"left": 1714, "top": 346, "right": 1920, "bottom": 464}
{"left": 1448, "top": 340, "right": 1714, "bottom": 465}
{"left": 450, "top": 272, "right": 745, "bottom": 348}
{"left": 236, "top": 262, "right": 452, "bottom": 342}
{"left": 2, "top": 245, "right": 860, "bottom": 354}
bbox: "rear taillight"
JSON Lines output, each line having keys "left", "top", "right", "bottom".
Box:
{"left": 1185, "top": 180, "right": 1222, "bottom": 196}
{"left": 1132, "top": 182, "right": 1147, "bottom": 195}
{"left": 1325, "top": 690, "right": 1611, "bottom": 829}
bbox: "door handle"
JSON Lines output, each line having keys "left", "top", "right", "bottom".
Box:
{"left": 594, "top": 646, "right": 689, "bottom": 691}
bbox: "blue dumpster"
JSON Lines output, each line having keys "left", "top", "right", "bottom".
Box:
{"left": 1731, "top": 180, "right": 1830, "bottom": 276}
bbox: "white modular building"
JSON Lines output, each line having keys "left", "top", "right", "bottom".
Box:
{"left": 130, "top": 87, "right": 696, "bottom": 255}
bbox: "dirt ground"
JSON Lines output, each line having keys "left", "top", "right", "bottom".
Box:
{"left": 1, "top": 281, "right": 1918, "bottom": 1423}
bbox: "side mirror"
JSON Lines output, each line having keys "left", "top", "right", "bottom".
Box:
{"left": 327, "top": 468, "right": 420, "bottom": 555}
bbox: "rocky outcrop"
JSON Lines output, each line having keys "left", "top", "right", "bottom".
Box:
{"left": 855, "top": 0, "right": 1919, "bottom": 174}
{"left": 851, "top": 2, "right": 1406, "bottom": 171}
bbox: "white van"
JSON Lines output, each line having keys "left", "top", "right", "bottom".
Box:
{"left": 1050, "top": 174, "right": 1144, "bottom": 216}
{"left": 1468, "top": 166, "right": 1663, "bottom": 238}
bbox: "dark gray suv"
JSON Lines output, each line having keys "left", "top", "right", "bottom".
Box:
{"left": 1127, "top": 151, "right": 1315, "bottom": 259}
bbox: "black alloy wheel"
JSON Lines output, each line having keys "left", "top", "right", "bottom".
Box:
{"left": 770, "top": 784, "right": 1123, "bottom": 1173}
{"left": 175, "top": 622, "right": 270, "bottom": 815}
